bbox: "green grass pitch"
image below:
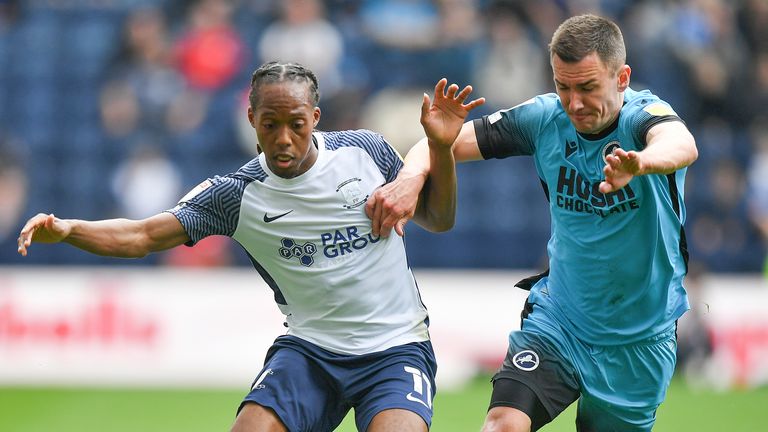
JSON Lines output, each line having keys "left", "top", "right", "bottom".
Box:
{"left": 0, "top": 376, "right": 765, "bottom": 431}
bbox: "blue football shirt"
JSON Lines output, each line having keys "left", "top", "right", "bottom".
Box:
{"left": 474, "top": 87, "right": 690, "bottom": 344}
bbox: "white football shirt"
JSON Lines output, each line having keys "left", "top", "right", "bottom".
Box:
{"left": 169, "top": 130, "right": 429, "bottom": 355}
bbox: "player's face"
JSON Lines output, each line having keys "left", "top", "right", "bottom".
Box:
{"left": 248, "top": 81, "right": 321, "bottom": 179}
{"left": 552, "top": 51, "right": 630, "bottom": 134}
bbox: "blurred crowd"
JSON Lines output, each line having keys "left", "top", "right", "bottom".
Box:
{"left": 0, "top": 0, "right": 766, "bottom": 274}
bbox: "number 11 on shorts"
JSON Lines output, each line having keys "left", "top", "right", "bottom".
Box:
{"left": 404, "top": 366, "right": 432, "bottom": 409}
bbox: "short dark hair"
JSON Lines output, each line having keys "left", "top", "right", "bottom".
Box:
{"left": 549, "top": 14, "right": 626, "bottom": 72}
{"left": 249, "top": 61, "right": 320, "bottom": 109}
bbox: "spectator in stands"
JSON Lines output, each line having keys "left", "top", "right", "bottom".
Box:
{"left": 110, "top": 142, "right": 182, "bottom": 220}
{"left": 102, "top": 6, "right": 185, "bottom": 137}
{"left": 258, "top": 0, "right": 344, "bottom": 100}
{"left": 257, "top": 0, "right": 363, "bottom": 132}
{"left": 174, "top": 0, "right": 246, "bottom": 91}
{"left": 472, "top": 2, "right": 548, "bottom": 110}
{"left": 0, "top": 0, "right": 18, "bottom": 33}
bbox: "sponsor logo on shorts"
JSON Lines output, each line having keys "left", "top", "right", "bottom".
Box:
{"left": 512, "top": 350, "right": 539, "bottom": 371}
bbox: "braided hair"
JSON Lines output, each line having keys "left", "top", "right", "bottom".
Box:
{"left": 248, "top": 61, "right": 320, "bottom": 109}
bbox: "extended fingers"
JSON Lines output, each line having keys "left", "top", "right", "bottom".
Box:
{"left": 445, "top": 82, "right": 486, "bottom": 110}
{"left": 19, "top": 213, "right": 47, "bottom": 237}
{"left": 17, "top": 233, "right": 28, "bottom": 255}
{"left": 605, "top": 154, "right": 622, "bottom": 169}
{"left": 606, "top": 150, "right": 641, "bottom": 175}
{"left": 433, "top": 78, "right": 448, "bottom": 101}
{"left": 434, "top": 79, "right": 472, "bottom": 101}
{"left": 464, "top": 96, "right": 486, "bottom": 110}
{"left": 445, "top": 83, "right": 460, "bottom": 99}
{"left": 17, "top": 214, "right": 46, "bottom": 256}
{"left": 455, "top": 85, "right": 473, "bottom": 102}
{"left": 420, "top": 92, "right": 431, "bottom": 118}
{"left": 432, "top": 78, "right": 485, "bottom": 106}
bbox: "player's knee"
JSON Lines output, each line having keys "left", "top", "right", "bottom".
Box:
{"left": 481, "top": 406, "right": 532, "bottom": 432}
{"left": 367, "top": 408, "right": 428, "bottom": 432}
{"left": 230, "top": 403, "right": 287, "bottom": 432}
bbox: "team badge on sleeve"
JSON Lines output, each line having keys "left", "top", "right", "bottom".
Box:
{"left": 643, "top": 103, "right": 676, "bottom": 117}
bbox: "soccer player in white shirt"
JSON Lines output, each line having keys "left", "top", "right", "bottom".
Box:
{"left": 17, "top": 61, "right": 484, "bottom": 432}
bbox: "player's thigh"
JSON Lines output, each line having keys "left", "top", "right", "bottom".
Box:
{"left": 231, "top": 403, "right": 287, "bottom": 432}
{"left": 367, "top": 408, "right": 428, "bottom": 432}
{"left": 575, "top": 395, "right": 657, "bottom": 432}
{"left": 239, "top": 346, "right": 349, "bottom": 432}
{"left": 576, "top": 329, "right": 677, "bottom": 432}
{"left": 488, "top": 331, "right": 580, "bottom": 431}
{"left": 351, "top": 342, "right": 436, "bottom": 431}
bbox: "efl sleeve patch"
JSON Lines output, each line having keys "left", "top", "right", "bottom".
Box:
{"left": 488, "top": 98, "right": 535, "bottom": 125}
{"left": 643, "top": 102, "right": 676, "bottom": 117}
{"left": 178, "top": 179, "right": 213, "bottom": 203}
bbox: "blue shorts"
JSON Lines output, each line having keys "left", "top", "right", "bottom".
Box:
{"left": 493, "top": 295, "right": 677, "bottom": 431}
{"left": 240, "top": 335, "right": 437, "bottom": 432}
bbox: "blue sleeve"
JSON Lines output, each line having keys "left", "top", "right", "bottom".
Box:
{"left": 625, "top": 96, "right": 682, "bottom": 150}
{"left": 167, "top": 175, "right": 247, "bottom": 246}
{"left": 473, "top": 95, "right": 555, "bottom": 159}
{"left": 375, "top": 136, "right": 404, "bottom": 183}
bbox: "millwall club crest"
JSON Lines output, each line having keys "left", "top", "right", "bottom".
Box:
{"left": 512, "top": 350, "right": 540, "bottom": 371}
{"left": 601, "top": 140, "right": 622, "bottom": 163}
{"left": 337, "top": 178, "right": 368, "bottom": 209}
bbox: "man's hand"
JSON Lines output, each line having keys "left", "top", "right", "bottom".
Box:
{"left": 17, "top": 213, "right": 71, "bottom": 256}
{"left": 367, "top": 79, "right": 485, "bottom": 238}
{"left": 599, "top": 148, "right": 643, "bottom": 193}
{"left": 365, "top": 168, "right": 426, "bottom": 238}
{"left": 421, "top": 78, "right": 485, "bottom": 150}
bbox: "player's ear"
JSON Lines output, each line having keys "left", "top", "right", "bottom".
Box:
{"left": 247, "top": 106, "right": 256, "bottom": 128}
{"left": 313, "top": 107, "right": 321, "bottom": 128}
{"left": 617, "top": 64, "right": 631, "bottom": 92}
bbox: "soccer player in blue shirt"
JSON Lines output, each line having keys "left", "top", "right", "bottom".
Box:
{"left": 367, "top": 14, "right": 698, "bottom": 432}
{"left": 17, "top": 62, "right": 484, "bottom": 432}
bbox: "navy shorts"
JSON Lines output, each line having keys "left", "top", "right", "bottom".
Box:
{"left": 239, "top": 335, "right": 437, "bottom": 432}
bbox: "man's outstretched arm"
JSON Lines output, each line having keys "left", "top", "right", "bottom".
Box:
{"left": 18, "top": 212, "right": 190, "bottom": 258}
{"left": 600, "top": 120, "right": 698, "bottom": 193}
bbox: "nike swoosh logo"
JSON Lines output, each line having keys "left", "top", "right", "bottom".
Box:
{"left": 406, "top": 392, "right": 430, "bottom": 409}
{"left": 263, "top": 210, "right": 293, "bottom": 223}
